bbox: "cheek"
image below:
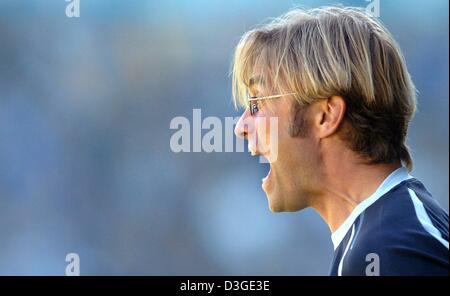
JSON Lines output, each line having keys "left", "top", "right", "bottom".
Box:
{"left": 254, "top": 113, "right": 289, "bottom": 162}
{"left": 254, "top": 115, "right": 274, "bottom": 149}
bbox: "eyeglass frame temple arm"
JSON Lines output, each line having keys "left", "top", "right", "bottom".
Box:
{"left": 247, "top": 92, "right": 297, "bottom": 101}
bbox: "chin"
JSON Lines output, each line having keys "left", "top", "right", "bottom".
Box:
{"left": 266, "top": 191, "right": 309, "bottom": 213}
{"left": 268, "top": 201, "right": 284, "bottom": 213}
{"left": 262, "top": 163, "right": 309, "bottom": 213}
{"left": 266, "top": 193, "right": 289, "bottom": 212}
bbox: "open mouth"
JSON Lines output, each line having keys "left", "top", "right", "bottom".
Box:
{"left": 253, "top": 153, "right": 274, "bottom": 192}
{"left": 261, "top": 160, "right": 273, "bottom": 192}
{"left": 262, "top": 166, "right": 274, "bottom": 194}
{"left": 262, "top": 165, "right": 272, "bottom": 184}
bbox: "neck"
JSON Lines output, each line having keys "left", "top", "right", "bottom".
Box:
{"left": 310, "top": 160, "right": 401, "bottom": 233}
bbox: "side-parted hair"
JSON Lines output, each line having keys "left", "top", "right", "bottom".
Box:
{"left": 231, "top": 6, "right": 417, "bottom": 170}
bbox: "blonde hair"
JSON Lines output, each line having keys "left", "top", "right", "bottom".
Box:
{"left": 231, "top": 6, "right": 417, "bottom": 170}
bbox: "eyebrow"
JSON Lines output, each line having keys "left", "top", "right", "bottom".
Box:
{"left": 248, "top": 75, "right": 265, "bottom": 87}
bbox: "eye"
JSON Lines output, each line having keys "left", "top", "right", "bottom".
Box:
{"left": 250, "top": 100, "right": 259, "bottom": 115}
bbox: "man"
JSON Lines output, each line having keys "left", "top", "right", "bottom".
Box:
{"left": 232, "top": 6, "right": 448, "bottom": 275}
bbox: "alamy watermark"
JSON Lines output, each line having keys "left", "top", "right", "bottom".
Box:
{"left": 365, "top": 0, "right": 380, "bottom": 18}
{"left": 62, "top": 0, "right": 378, "bottom": 19}
{"left": 365, "top": 252, "right": 380, "bottom": 276}
{"left": 169, "top": 109, "right": 279, "bottom": 163}
{"left": 65, "top": 252, "right": 80, "bottom": 276}
{"left": 65, "top": 0, "right": 80, "bottom": 18}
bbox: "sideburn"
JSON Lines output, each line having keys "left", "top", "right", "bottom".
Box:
{"left": 289, "top": 101, "right": 310, "bottom": 138}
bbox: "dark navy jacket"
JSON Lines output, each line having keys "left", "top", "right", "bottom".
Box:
{"left": 329, "top": 167, "right": 449, "bottom": 276}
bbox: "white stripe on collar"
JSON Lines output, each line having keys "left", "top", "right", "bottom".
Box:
{"left": 331, "top": 167, "right": 413, "bottom": 250}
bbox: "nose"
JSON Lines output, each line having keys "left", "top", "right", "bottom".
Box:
{"left": 234, "top": 108, "right": 254, "bottom": 140}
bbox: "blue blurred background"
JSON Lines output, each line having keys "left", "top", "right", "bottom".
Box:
{"left": 0, "top": 0, "right": 448, "bottom": 275}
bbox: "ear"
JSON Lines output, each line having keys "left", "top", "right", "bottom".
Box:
{"left": 314, "top": 96, "right": 346, "bottom": 139}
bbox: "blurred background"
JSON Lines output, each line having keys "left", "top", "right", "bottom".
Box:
{"left": 0, "top": 0, "right": 448, "bottom": 275}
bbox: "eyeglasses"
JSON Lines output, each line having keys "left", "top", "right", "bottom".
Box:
{"left": 247, "top": 93, "right": 296, "bottom": 115}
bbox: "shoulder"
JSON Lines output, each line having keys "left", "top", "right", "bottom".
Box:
{"left": 342, "top": 178, "right": 449, "bottom": 275}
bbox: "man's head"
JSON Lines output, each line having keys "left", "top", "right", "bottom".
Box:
{"left": 232, "top": 6, "right": 417, "bottom": 212}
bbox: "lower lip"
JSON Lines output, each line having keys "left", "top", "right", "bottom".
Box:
{"left": 262, "top": 167, "right": 273, "bottom": 192}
